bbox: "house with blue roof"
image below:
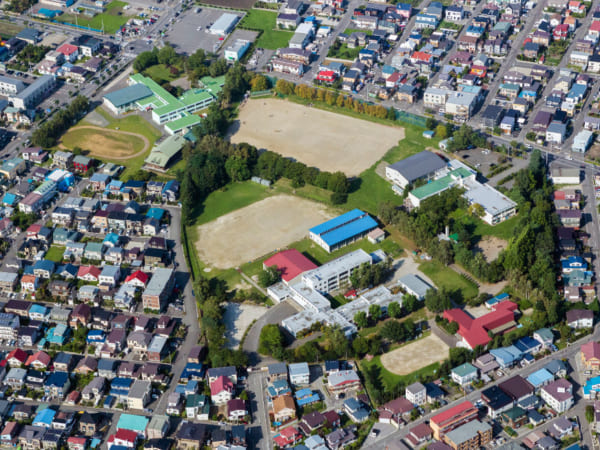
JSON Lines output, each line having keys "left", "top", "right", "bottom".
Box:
{"left": 527, "top": 368, "right": 554, "bottom": 389}
{"left": 29, "top": 304, "right": 50, "bottom": 322}
{"left": 2, "top": 193, "right": 18, "bottom": 207}
{"left": 343, "top": 398, "right": 369, "bottom": 422}
{"left": 515, "top": 337, "right": 542, "bottom": 355}
{"left": 84, "top": 242, "right": 104, "bottom": 261}
{"left": 490, "top": 347, "right": 522, "bottom": 368}
{"left": 309, "top": 209, "right": 378, "bottom": 253}
{"left": 161, "top": 180, "right": 179, "bottom": 202}
{"left": 44, "top": 372, "right": 70, "bottom": 399}
{"left": 53, "top": 229, "right": 78, "bottom": 246}
{"left": 295, "top": 388, "right": 320, "bottom": 406}
{"left": 146, "top": 207, "right": 165, "bottom": 221}
{"left": 45, "top": 324, "right": 71, "bottom": 345}
{"left": 184, "top": 380, "right": 199, "bottom": 396}
{"left": 414, "top": 12, "right": 439, "bottom": 29}
{"left": 563, "top": 270, "right": 594, "bottom": 287}
{"left": 180, "top": 362, "right": 204, "bottom": 383}
{"left": 89, "top": 173, "right": 111, "bottom": 191}
{"left": 583, "top": 376, "right": 600, "bottom": 399}
{"left": 110, "top": 377, "right": 133, "bottom": 400}
{"left": 86, "top": 330, "right": 105, "bottom": 345}
{"left": 485, "top": 293, "right": 509, "bottom": 308}
{"left": 33, "top": 408, "right": 56, "bottom": 428}
{"left": 562, "top": 256, "right": 587, "bottom": 273}
{"left": 267, "top": 379, "right": 292, "bottom": 403}
{"left": 103, "top": 233, "right": 120, "bottom": 248}
{"left": 465, "top": 25, "right": 485, "bottom": 37}
{"left": 33, "top": 259, "right": 55, "bottom": 279}
{"left": 104, "top": 179, "right": 124, "bottom": 195}
{"left": 566, "top": 83, "right": 587, "bottom": 103}
{"left": 56, "top": 263, "right": 78, "bottom": 279}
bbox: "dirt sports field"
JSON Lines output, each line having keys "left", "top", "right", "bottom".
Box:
{"left": 195, "top": 195, "right": 334, "bottom": 269}
{"left": 230, "top": 99, "right": 405, "bottom": 176}
{"left": 476, "top": 236, "right": 508, "bottom": 261}
{"left": 60, "top": 126, "right": 149, "bottom": 160}
{"left": 381, "top": 333, "right": 449, "bottom": 375}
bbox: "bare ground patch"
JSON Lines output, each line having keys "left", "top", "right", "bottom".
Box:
{"left": 229, "top": 98, "right": 405, "bottom": 176}
{"left": 194, "top": 195, "right": 334, "bottom": 269}
{"left": 223, "top": 302, "right": 268, "bottom": 349}
{"left": 380, "top": 333, "right": 449, "bottom": 375}
{"left": 475, "top": 236, "right": 508, "bottom": 262}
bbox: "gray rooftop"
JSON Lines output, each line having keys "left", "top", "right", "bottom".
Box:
{"left": 388, "top": 151, "right": 446, "bottom": 184}
{"left": 445, "top": 420, "right": 491, "bottom": 445}
{"left": 104, "top": 84, "right": 153, "bottom": 108}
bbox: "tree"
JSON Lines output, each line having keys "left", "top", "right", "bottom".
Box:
{"left": 403, "top": 295, "right": 418, "bottom": 313}
{"left": 158, "top": 44, "right": 178, "bottom": 66}
{"left": 425, "top": 288, "right": 452, "bottom": 313}
{"left": 352, "top": 336, "right": 369, "bottom": 356}
{"left": 388, "top": 302, "right": 402, "bottom": 318}
{"left": 354, "top": 311, "right": 368, "bottom": 328}
{"left": 258, "top": 265, "right": 280, "bottom": 288}
{"left": 380, "top": 320, "right": 404, "bottom": 342}
{"left": 133, "top": 49, "right": 158, "bottom": 72}
{"left": 586, "top": 405, "right": 595, "bottom": 424}
{"left": 468, "top": 203, "right": 485, "bottom": 218}
{"left": 250, "top": 74, "right": 269, "bottom": 92}
{"left": 258, "top": 324, "right": 284, "bottom": 356}
{"left": 368, "top": 304, "right": 382, "bottom": 320}
{"left": 426, "top": 117, "right": 437, "bottom": 130}
{"left": 435, "top": 124, "right": 448, "bottom": 139}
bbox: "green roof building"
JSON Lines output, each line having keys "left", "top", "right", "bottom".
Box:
{"left": 116, "top": 413, "right": 149, "bottom": 435}
{"left": 409, "top": 167, "right": 474, "bottom": 206}
{"left": 144, "top": 134, "right": 186, "bottom": 171}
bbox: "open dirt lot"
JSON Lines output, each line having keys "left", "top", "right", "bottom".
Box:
{"left": 381, "top": 333, "right": 449, "bottom": 375}
{"left": 476, "top": 236, "right": 508, "bottom": 262}
{"left": 223, "top": 302, "right": 268, "bottom": 349}
{"left": 229, "top": 99, "right": 405, "bottom": 176}
{"left": 194, "top": 195, "right": 334, "bottom": 269}
{"left": 60, "top": 126, "right": 149, "bottom": 160}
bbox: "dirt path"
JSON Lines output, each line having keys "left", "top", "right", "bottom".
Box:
{"left": 59, "top": 125, "right": 151, "bottom": 160}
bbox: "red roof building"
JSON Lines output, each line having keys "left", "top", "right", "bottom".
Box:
{"left": 430, "top": 401, "right": 478, "bottom": 440}
{"left": 77, "top": 265, "right": 101, "bottom": 281}
{"left": 26, "top": 351, "right": 51, "bottom": 368}
{"left": 553, "top": 24, "right": 569, "bottom": 40}
{"left": 316, "top": 70, "right": 337, "bottom": 82}
{"left": 124, "top": 270, "right": 149, "bottom": 287}
{"left": 408, "top": 423, "right": 433, "bottom": 446}
{"left": 263, "top": 249, "right": 317, "bottom": 284}
{"left": 274, "top": 426, "right": 302, "bottom": 447}
{"left": 57, "top": 44, "right": 78, "bottom": 56}
{"left": 6, "top": 348, "right": 28, "bottom": 366}
{"left": 210, "top": 375, "right": 234, "bottom": 396}
{"left": 591, "top": 20, "right": 600, "bottom": 35}
{"left": 443, "top": 301, "right": 518, "bottom": 349}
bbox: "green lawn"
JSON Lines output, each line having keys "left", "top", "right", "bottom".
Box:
{"left": 383, "top": 126, "right": 442, "bottom": 164}
{"left": 61, "top": 127, "right": 146, "bottom": 154}
{"left": 327, "top": 43, "right": 361, "bottom": 60}
{"left": 419, "top": 260, "right": 479, "bottom": 301}
{"left": 143, "top": 64, "right": 180, "bottom": 84}
{"left": 56, "top": 1, "right": 130, "bottom": 33}
{"left": 45, "top": 245, "right": 65, "bottom": 263}
{"left": 473, "top": 215, "right": 519, "bottom": 241}
{"left": 361, "top": 356, "right": 441, "bottom": 392}
{"left": 343, "top": 28, "right": 373, "bottom": 35}
{"left": 0, "top": 21, "right": 23, "bottom": 39}
{"left": 239, "top": 9, "right": 293, "bottom": 49}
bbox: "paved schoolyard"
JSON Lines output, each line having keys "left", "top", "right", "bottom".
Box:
{"left": 380, "top": 334, "right": 449, "bottom": 375}
{"left": 164, "top": 7, "right": 244, "bottom": 55}
{"left": 223, "top": 302, "right": 268, "bottom": 349}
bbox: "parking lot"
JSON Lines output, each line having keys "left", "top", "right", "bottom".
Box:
{"left": 164, "top": 8, "right": 244, "bottom": 55}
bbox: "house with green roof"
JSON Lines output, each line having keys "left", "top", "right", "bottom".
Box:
{"left": 501, "top": 406, "right": 527, "bottom": 428}
{"left": 116, "top": 413, "right": 149, "bottom": 437}
{"left": 451, "top": 362, "right": 478, "bottom": 386}
{"left": 144, "top": 135, "right": 185, "bottom": 172}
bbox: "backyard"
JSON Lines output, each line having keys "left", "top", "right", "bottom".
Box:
{"left": 238, "top": 9, "right": 293, "bottom": 50}
{"left": 55, "top": 0, "right": 130, "bottom": 34}
{"left": 419, "top": 260, "right": 479, "bottom": 302}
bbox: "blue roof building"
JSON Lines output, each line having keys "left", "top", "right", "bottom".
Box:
{"left": 308, "top": 209, "right": 378, "bottom": 252}
{"left": 33, "top": 408, "right": 56, "bottom": 428}
{"left": 2, "top": 193, "right": 18, "bottom": 206}
{"left": 583, "top": 376, "right": 600, "bottom": 398}
{"left": 86, "top": 330, "right": 106, "bottom": 344}
{"left": 146, "top": 207, "right": 165, "bottom": 221}
{"left": 116, "top": 414, "right": 149, "bottom": 436}
{"left": 515, "top": 336, "right": 542, "bottom": 354}
{"left": 29, "top": 303, "right": 50, "bottom": 321}
{"left": 485, "top": 293, "right": 509, "bottom": 308}
{"left": 110, "top": 377, "right": 133, "bottom": 400}
{"left": 45, "top": 324, "right": 71, "bottom": 345}
{"left": 103, "top": 233, "right": 120, "bottom": 247}
{"left": 180, "top": 362, "right": 204, "bottom": 382}
{"left": 44, "top": 372, "right": 70, "bottom": 399}
{"left": 295, "top": 388, "right": 320, "bottom": 406}
{"left": 526, "top": 368, "right": 554, "bottom": 389}
{"left": 490, "top": 346, "right": 522, "bottom": 368}
{"left": 562, "top": 256, "right": 587, "bottom": 273}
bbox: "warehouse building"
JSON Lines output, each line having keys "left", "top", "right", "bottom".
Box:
{"left": 0, "top": 75, "right": 25, "bottom": 96}
{"left": 209, "top": 13, "right": 240, "bottom": 36}
{"left": 308, "top": 209, "right": 378, "bottom": 253}
{"left": 9, "top": 75, "right": 56, "bottom": 109}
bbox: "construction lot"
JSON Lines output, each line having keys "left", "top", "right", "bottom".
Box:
{"left": 164, "top": 7, "right": 244, "bottom": 55}
{"left": 194, "top": 195, "right": 334, "bottom": 269}
{"left": 229, "top": 99, "right": 405, "bottom": 176}
{"left": 380, "top": 333, "right": 449, "bottom": 375}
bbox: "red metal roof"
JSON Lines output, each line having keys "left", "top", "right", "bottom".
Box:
{"left": 125, "top": 270, "right": 149, "bottom": 284}
{"left": 263, "top": 249, "right": 317, "bottom": 283}
{"left": 210, "top": 375, "right": 234, "bottom": 396}
{"left": 430, "top": 401, "right": 476, "bottom": 427}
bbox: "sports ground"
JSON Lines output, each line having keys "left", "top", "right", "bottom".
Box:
{"left": 380, "top": 333, "right": 449, "bottom": 375}
{"left": 60, "top": 126, "right": 150, "bottom": 160}
{"left": 194, "top": 195, "right": 334, "bottom": 269}
{"left": 230, "top": 99, "right": 405, "bottom": 176}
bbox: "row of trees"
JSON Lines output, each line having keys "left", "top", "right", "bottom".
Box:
{"left": 275, "top": 79, "right": 397, "bottom": 121}
{"left": 31, "top": 96, "right": 89, "bottom": 148}
{"left": 350, "top": 260, "right": 393, "bottom": 290}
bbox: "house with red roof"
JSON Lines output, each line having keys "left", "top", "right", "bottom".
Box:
{"left": 6, "top": 348, "right": 28, "bottom": 367}
{"left": 553, "top": 24, "right": 569, "bottom": 40}
{"left": 386, "top": 72, "right": 402, "bottom": 89}
{"left": 210, "top": 375, "right": 234, "bottom": 405}
{"left": 581, "top": 341, "right": 600, "bottom": 370}
{"left": 590, "top": 20, "right": 600, "bottom": 37}
{"left": 263, "top": 249, "right": 317, "bottom": 285}
{"left": 25, "top": 351, "right": 51, "bottom": 370}
{"left": 124, "top": 270, "right": 149, "bottom": 288}
{"left": 316, "top": 70, "right": 337, "bottom": 83}
{"left": 443, "top": 301, "right": 518, "bottom": 349}
{"left": 77, "top": 265, "right": 101, "bottom": 282}
{"left": 377, "top": 397, "right": 414, "bottom": 426}
{"left": 67, "top": 436, "right": 87, "bottom": 450}
{"left": 407, "top": 423, "right": 433, "bottom": 446}
{"left": 108, "top": 428, "right": 138, "bottom": 448}
{"left": 410, "top": 51, "right": 434, "bottom": 64}
{"left": 26, "top": 224, "right": 41, "bottom": 239}
{"left": 274, "top": 426, "right": 302, "bottom": 447}
{"left": 56, "top": 44, "right": 79, "bottom": 62}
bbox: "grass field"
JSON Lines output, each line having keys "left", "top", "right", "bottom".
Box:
{"left": 0, "top": 21, "right": 23, "bottom": 40}
{"left": 239, "top": 9, "right": 293, "bottom": 49}
{"left": 45, "top": 245, "right": 65, "bottom": 263}
{"left": 56, "top": 0, "right": 129, "bottom": 33}
{"left": 80, "top": 107, "right": 162, "bottom": 180}
{"left": 419, "top": 260, "right": 479, "bottom": 301}
{"left": 143, "top": 64, "right": 180, "bottom": 84}
{"left": 61, "top": 127, "right": 147, "bottom": 159}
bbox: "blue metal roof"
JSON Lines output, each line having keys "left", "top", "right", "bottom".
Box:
{"left": 526, "top": 368, "right": 554, "bottom": 387}
{"left": 309, "top": 209, "right": 377, "bottom": 247}
{"left": 111, "top": 377, "right": 133, "bottom": 389}
{"left": 33, "top": 407, "right": 55, "bottom": 426}
{"left": 515, "top": 336, "right": 541, "bottom": 354}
